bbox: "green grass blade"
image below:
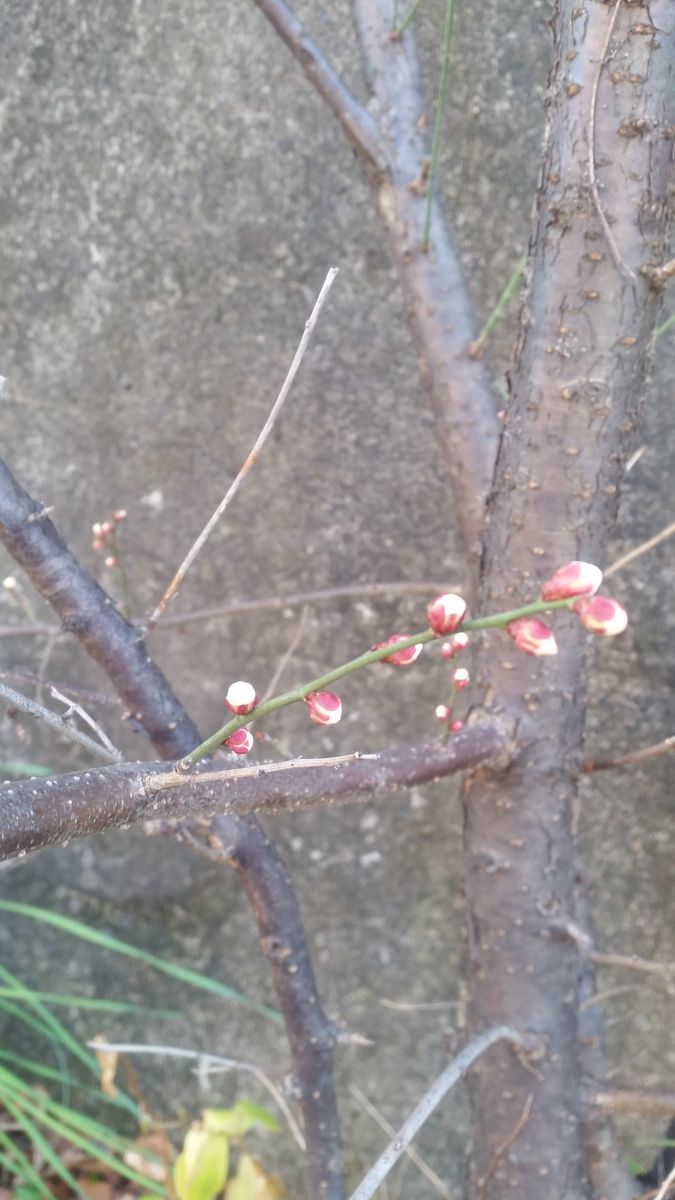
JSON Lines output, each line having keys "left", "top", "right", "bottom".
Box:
{"left": 0, "top": 986, "right": 180, "bottom": 1017}
{"left": 0, "top": 1089, "right": 89, "bottom": 1200}
{"left": 0, "top": 901, "right": 280, "bottom": 1022}
{"left": 0, "top": 1127, "right": 55, "bottom": 1199}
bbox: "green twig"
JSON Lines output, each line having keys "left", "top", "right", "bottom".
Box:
{"left": 178, "top": 596, "right": 575, "bottom": 770}
{"left": 392, "top": 0, "right": 427, "bottom": 38}
{"left": 652, "top": 309, "right": 675, "bottom": 344}
{"left": 422, "top": 0, "right": 455, "bottom": 248}
{"left": 469, "top": 252, "right": 528, "bottom": 358}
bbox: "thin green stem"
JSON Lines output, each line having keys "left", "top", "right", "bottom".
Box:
{"left": 470, "top": 252, "right": 528, "bottom": 357}
{"left": 652, "top": 309, "right": 674, "bottom": 344}
{"left": 422, "top": 0, "right": 455, "bottom": 248}
{"left": 178, "top": 596, "right": 575, "bottom": 770}
{"left": 393, "top": 0, "right": 427, "bottom": 38}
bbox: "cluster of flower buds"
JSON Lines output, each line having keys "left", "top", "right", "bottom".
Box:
{"left": 441, "top": 632, "right": 469, "bottom": 660}
{"left": 91, "top": 510, "right": 127, "bottom": 568}
{"left": 305, "top": 691, "right": 342, "bottom": 725}
{"left": 506, "top": 561, "right": 627, "bottom": 656}
{"left": 374, "top": 634, "right": 424, "bottom": 666}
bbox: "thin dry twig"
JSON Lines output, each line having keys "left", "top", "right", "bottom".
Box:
{"left": 592, "top": 1091, "right": 675, "bottom": 1117}
{"left": 588, "top": 0, "right": 636, "bottom": 282}
{"left": 350, "top": 1085, "right": 454, "bottom": 1200}
{"left": 563, "top": 923, "right": 675, "bottom": 979}
{"left": 261, "top": 604, "right": 309, "bottom": 703}
{"left": 86, "top": 1040, "right": 305, "bottom": 1152}
{"left": 49, "top": 685, "right": 122, "bottom": 762}
{"left": 654, "top": 1163, "right": 675, "bottom": 1200}
{"left": 0, "top": 680, "right": 120, "bottom": 764}
{"left": 582, "top": 734, "right": 675, "bottom": 774}
{"left": 146, "top": 267, "right": 339, "bottom": 629}
{"left": 478, "top": 1093, "right": 534, "bottom": 1200}
{"left": 605, "top": 520, "right": 675, "bottom": 577}
{"left": 348, "top": 1027, "right": 529, "bottom": 1200}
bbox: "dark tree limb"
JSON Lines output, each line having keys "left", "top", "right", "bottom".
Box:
{"left": 0, "top": 460, "right": 345, "bottom": 1200}
{"left": 461, "top": 2, "right": 673, "bottom": 1197}
{"left": 252, "top": 0, "right": 499, "bottom": 572}
{"left": 0, "top": 725, "right": 510, "bottom": 860}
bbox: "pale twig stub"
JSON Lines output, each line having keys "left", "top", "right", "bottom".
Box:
{"left": 146, "top": 267, "right": 339, "bottom": 629}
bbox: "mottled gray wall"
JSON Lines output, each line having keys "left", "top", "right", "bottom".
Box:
{"left": 1, "top": 1, "right": 673, "bottom": 1194}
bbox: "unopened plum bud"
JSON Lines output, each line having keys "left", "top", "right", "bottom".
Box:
{"left": 92, "top": 523, "right": 102, "bottom": 537}
{"left": 101, "top": 521, "right": 114, "bottom": 536}
{"left": 450, "top": 719, "right": 464, "bottom": 733}
{"left": 375, "top": 635, "right": 423, "bottom": 666}
{"left": 113, "top": 509, "right": 127, "bottom": 522}
{"left": 573, "top": 595, "right": 627, "bottom": 636}
{"left": 225, "top": 728, "right": 254, "bottom": 755}
{"left": 305, "top": 691, "right": 342, "bottom": 725}
{"left": 2, "top": 576, "right": 17, "bottom": 591}
{"left": 507, "top": 617, "right": 558, "bottom": 656}
{"left": 452, "top": 667, "right": 470, "bottom": 689}
{"left": 225, "top": 680, "right": 258, "bottom": 715}
{"left": 450, "top": 632, "right": 469, "bottom": 653}
{"left": 427, "top": 592, "right": 467, "bottom": 636}
{"left": 104, "top": 555, "right": 118, "bottom": 568}
{"left": 541, "top": 561, "right": 603, "bottom": 601}
{"left": 435, "top": 704, "right": 451, "bottom": 721}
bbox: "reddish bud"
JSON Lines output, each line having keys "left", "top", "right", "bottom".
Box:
{"left": 573, "top": 595, "right": 627, "bottom": 636}
{"left": 375, "top": 635, "right": 423, "bottom": 666}
{"left": 435, "top": 704, "right": 451, "bottom": 721}
{"left": 507, "top": 617, "right": 558, "bottom": 656}
{"left": 113, "top": 509, "right": 127, "bottom": 522}
{"left": 104, "top": 555, "right": 118, "bottom": 568}
{"left": 541, "top": 561, "right": 603, "bottom": 602}
{"left": 225, "top": 727, "right": 254, "bottom": 755}
{"left": 450, "top": 719, "right": 464, "bottom": 733}
{"left": 305, "top": 691, "right": 342, "bottom": 725}
{"left": 427, "top": 592, "right": 467, "bottom": 636}
{"left": 452, "top": 667, "right": 470, "bottom": 689}
{"left": 225, "top": 680, "right": 258, "bottom": 715}
{"left": 441, "top": 632, "right": 469, "bottom": 659}
{"left": 101, "top": 521, "right": 115, "bottom": 536}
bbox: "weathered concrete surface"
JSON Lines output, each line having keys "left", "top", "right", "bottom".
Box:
{"left": 0, "top": 0, "right": 673, "bottom": 1194}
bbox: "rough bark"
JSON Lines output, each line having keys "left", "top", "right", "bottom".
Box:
{"left": 0, "top": 459, "right": 345, "bottom": 1200}
{"left": 0, "top": 725, "right": 509, "bottom": 859}
{"left": 461, "top": 3, "right": 673, "bottom": 1198}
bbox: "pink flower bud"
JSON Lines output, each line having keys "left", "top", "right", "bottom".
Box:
{"left": 305, "top": 691, "right": 342, "bottom": 725}
{"left": 113, "top": 509, "right": 127, "bottom": 522}
{"left": 92, "top": 523, "right": 103, "bottom": 537}
{"left": 507, "top": 617, "right": 558, "bottom": 656}
{"left": 224, "top": 680, "right": 258, "bottom": 715}
{"left": 450, "top": 719, "right": 464, "bottom": 733}
{"left": 541, "top": 561, "right": 603, "bottom": 602}
{"left": 573, "top": 595, "right": 627, "bottom": 636}
{"left": 374, "top": 635, "right": 423, "bottom": 666}
{"left": 435, "top": 704, "right": 451, "bottom": 721}
{"left": 101, "top": 521, "right": 115, "bottom": 536}
{"left": 452, "top": 667, "right": 470, "bottom": 689}
{"left": 104, "top": 555, "right": 118, "bottom": 568}
{"left": 427, "top": 593, "right": 467, "bottom": 636}
{"left": 225, "top": 727, "right": 254, "bottom": 755}
{"left": 440, "top": 631, "right": 469, "bottom": 660}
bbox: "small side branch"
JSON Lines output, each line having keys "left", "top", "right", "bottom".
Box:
{"left": 251, "top": 0, "right": 386, "bottom": 169}
{"left": 348, "top": 1027, "right": 531, "bottom": 1200}
{"left": 0, "top": 680, "right": 121, "bottom": 764}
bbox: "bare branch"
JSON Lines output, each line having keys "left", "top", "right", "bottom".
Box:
{"left": 147, "top": 268, "right": 339, "bottom": 629}
{"left": 0, "top": 680, "right": 120, "bottom": 764}
{"left": 582, "top": 734, "right": 675, "bottom": 774}
{"left": 0, "top": 725, "right": 509, "bottom": 861}
{"left": 348, "top": 1027, "right": 532, "bottom": 1200}
{"left": 251, "top": 0, "right": 386, "bottom": 169}
{"left": 606, "top": 520, "right": 675, "bottom": 578}
{"left": 592, "top": 1091, "right": 675, "bottom": 1117}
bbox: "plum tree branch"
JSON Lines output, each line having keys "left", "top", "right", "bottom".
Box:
{"left": 0, "top": 726, "right": 509, "bottom": 860}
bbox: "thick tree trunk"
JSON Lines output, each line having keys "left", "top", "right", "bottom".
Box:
{"left": 462, "top": 2, "right": 673, "bottom": 1197}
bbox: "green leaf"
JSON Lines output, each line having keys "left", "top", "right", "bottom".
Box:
{"left": 0, "top": 986, "right": 180, "bottom": 1017}
{"left": 173, "top": 1126, "right": 229, "bottom": 1200}
{"left": 203, "top": 1102, "right": 280, "bottom": 1139}
{"left": 0, "top": 901, "right": 280, "bottom": 1022}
